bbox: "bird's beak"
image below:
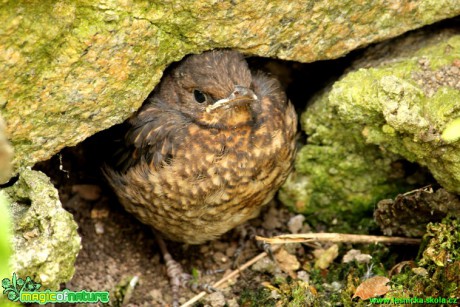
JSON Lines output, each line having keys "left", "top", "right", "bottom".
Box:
{"left": 206, "top": 85, "right": 257, "bottom": 113}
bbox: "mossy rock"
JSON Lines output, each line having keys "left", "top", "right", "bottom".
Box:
{"left": 280, "top": 27, "right": 460, "bottom": 231}
{"left": 3, "top": 169, "right": 81, "bottom": 290}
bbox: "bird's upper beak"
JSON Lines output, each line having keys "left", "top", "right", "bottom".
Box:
{"left": 206, "top": 85, "right": 258, "bottom": 113}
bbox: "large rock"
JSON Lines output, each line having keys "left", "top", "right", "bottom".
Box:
{"left": 0, "top": 192, "right": 12, "bottom": 279}
{"left": 332, "top": 28, "right": 460, "bottom": 193}
{"left": 280, "top": 27, "right": 460, "bottom": 229}
{"left": 3, "top": 169, "right": 81, "bottom": 290}
{"left": 1, "top": 1, "right": 459, "bottom": 178}
{"left": 279, "top": 86, "right": 410, "bottom": 231}
{"left": 0, "top": 115, "right": 13, "bottom": 184}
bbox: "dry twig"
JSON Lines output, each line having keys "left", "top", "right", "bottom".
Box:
{"left": 181, "top": 245, "right": 281, "bottom": 307}
{"left": 255, "top": 233, "right": 421, "bottom": 245}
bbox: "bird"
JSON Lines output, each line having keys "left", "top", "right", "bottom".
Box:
{"left": 103, "top": 49, "right": 297, "bottom": 303}
{"left": 104, "top": 49, "right": 297, "bottom": 244}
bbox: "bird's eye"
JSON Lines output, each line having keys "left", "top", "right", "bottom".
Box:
{"left": 193, "top": 90, "right": 207, "bottom": 103}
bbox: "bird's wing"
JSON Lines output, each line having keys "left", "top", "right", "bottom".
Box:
{"left": 111, "top": 99, "right": 187, "bottom": 173}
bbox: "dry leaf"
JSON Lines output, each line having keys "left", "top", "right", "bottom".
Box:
{"left": 275, "top": 248, "right": 300, "bottom": 273}
{"left": 313, "top": 244, "right": 339, "bottom": 269}
{"left": 342, "top": 249, "right": 372, "bottom": 264}
{"left": 352, "top": 276, "right": 390, "bottom": 300}
{"left": 91, "top": 207, "right": 110, "bottom": 219}
{"left": 411, "top": 267, "right": 428, "bottom": 277}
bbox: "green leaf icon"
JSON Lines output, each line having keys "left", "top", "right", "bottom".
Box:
{"left": 16, "top": 278, "right": 24, "bottom": 287}
{"left": 1, "top": 278, "right": 11, "bottom": 289}
{"left": 11, "top": 272, "right": 17, "bottom": 289}
{"left": 7, "top": 291, "right": 18, "bottom": 301}
{"left": 25, "top": 281, "right": 36, "bottom": 291}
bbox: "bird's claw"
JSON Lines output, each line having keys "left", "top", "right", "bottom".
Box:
{"left": 232, "top": 224, "right": 278, "bottom": 269}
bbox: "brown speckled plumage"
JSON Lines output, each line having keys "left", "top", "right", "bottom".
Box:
{"left": 104, "top": 50, "right": 297, "bottom": 244}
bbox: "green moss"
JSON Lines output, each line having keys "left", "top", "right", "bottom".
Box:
{"left": 442, "top": 117, "right": 460, "bottom": 143}
{"left": 331, "top": 64, "right": 460, "bottom": 193}
{"left": 420, "top": 216, "right": 460, "bottom": 266}
{"left": 280, "top": 29, "right": 460, "bottom": 231}
{"left": 279, "top": 88, "right": 410, "bottom": 233}
{"left": 239, "top": 287, "right": 276, "bottom": 307}
{"left": 271, "top": 277, "right": 316, "bottom": 306}
{"left": 387, "top": 217, "right": 460, "bottom": 300}
{"left": 330, "top": 34, "right": 460, "bottom": 193}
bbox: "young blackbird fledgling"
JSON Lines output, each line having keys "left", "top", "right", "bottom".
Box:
{"left": 104, "top": 50, "right": 297, "bottom": 245}
{"left": 104, "top": 50, "right": 297, "bottom": 305}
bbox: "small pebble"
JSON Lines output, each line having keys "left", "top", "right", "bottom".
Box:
{"left": 225, "top": 244, "right": 237, "bottom": 258}
{"left": 261, "top": 207, "right": 282, "bottom": 230}
{"left": 94, "top": 221, "right": 105, "bottom": 234}
{"left": 275, "top": 248, "right": 300, "bottom": 273}
{"left": 412, "top": 267, "right": 428, "bottom": 276}
{"left": 200, "top": 245, "right": 210, "bottom": 254}
{"left": 252, "top": 257, "right": 278, "bottom": 274}
{"left": 149, "top": 289, "right": 163, "bottom": 301}
{"left": 212, "top": 251, "right": 228, "bottom": 263}
{"left": 226, "top": 298, "right": 239, "bottom": 307}
{"left": 72, "top": 184, "right": 101, "bottom": 201}
{"left": 287, "top": 214, "right": 305, "bottom": 234}
{"left": 342, "top": 249, "right": 372, "bottom": 264}
{"left": 297, "top": 270, "right": 310, "bottom": 283}
{"left": 204, "top": 291, "right": 226, "bottom": 307}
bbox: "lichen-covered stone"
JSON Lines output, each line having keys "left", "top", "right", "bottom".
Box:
{"left": 1, "top": 1, "right": 459, "bottom": 179}
{"left": 0, "top": 192, "right": 12, "bottom": 279}
{"left": 280, "top": 27, "right": 460, "bottom": 229}
{"left": 0, "top": 115, "right": 13, "bottom": 184}
{"left": 3, "top": 169, "right": 81, "bottom": 290}
{"left": 331, "top": 29, "right": 460, "bottom": 193}
{"left": 279, "top": 88, "right": 410, "bottom": 231}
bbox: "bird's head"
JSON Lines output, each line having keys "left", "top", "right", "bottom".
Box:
{"left": 157, "top": 50, "right": 262, "bottom": 128}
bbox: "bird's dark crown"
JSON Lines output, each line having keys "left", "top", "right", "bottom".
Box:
{"left": 152, "top": 50, "right": 261, "bottom": 128}
{"left": 174, "top": 50, "right": 252, "bottom": 98}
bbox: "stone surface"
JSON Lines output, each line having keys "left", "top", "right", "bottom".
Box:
{"left": 332, "top": 29, "right": 460, "bottom": 193}
{"left": 3, "top": 169, "right": 81, "bottom": 290}
{"left": 279, "top": 84, "right": 409, "bottom": 231}
{"left": 0, "top": 115, "right": 13, "bottom": 184}
{"left": 0, "top": 192, "right": 12, "bottom": 279}
{"left": 280, "top": 27, "right": 460, "bottom": 229}
{"left": 1, "top": 1, "right": 459, "bottom": 177}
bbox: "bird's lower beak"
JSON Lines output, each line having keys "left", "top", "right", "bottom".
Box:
{"left": 206, "top": 85, "right": 257, "bottom": 113}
